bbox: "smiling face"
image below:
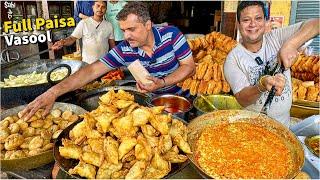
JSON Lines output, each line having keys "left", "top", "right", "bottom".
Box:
{"left": 119, "top": 13, "right": 152, "bottom": 48}
{"left": 238, "top": 5, "right": 266, "bottom": 45}
{"left": 92, "top": 1, "right": 107, "bottom": 17}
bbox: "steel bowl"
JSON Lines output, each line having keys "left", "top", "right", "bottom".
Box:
{"left": 146, "top": 94, "right": 193, "bottom": 121}
{"left": 187, "top": 110, "right": 305, "bottom": 179}
{"left": 0, "top": 102, "right": 87, "bottom": 171}
{"left": 305, "top": 135, "right": 320, "bottom": 157}
{"left": 193, "top": 94, "right": 242, "bottom": 115}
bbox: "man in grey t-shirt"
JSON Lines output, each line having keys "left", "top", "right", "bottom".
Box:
{"left": 224, "top": 1, "right": 319, "bottom": 126}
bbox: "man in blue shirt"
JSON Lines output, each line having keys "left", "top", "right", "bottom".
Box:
{"left": 21, "top": 2, "right": 195, "bottom": 120}
{"left": 74, "top": 1, "right": 95, "bottom": 23}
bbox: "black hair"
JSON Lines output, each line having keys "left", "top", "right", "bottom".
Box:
{"left": 116, "top": 1, "right": 150, "bottom": 23}
{"left": 237, "top": 1, "right": 266, "bottom": 22}
{"left": 93, "top": 0, "right": 107, "bottom": 6}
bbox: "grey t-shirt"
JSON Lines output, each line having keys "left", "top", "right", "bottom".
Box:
{"left": 224, "top": 22, "right": 303, "bottom": 127}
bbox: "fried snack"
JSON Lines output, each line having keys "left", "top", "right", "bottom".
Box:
{"left": 189, "top": 79, "right": 200, "bottom": 95}
{"left": 181, "top": 78, "right": 192, "bottom": 91}
{"left": 292, "top": 54, "right": 319, "bottom": 81}
{"left": 104, "top": 136, "right": 119, "bottom": 164}
{"left": 58, "top": 89, "right": 191, "bottom": 179}
{"left": 118, "top": 137, "right": 137, "bottom": 160}
{"left": 125, "top": 160, "right": 147, "bottom": 179}
{"left": 96, "top": 161, "right": 123, "bottom": 179}
{"left": 135, "top": 134, "right": 152, "bottom": 161}
{"left": 4, "top": 134, "right": 24, "bottom": 150}
{"left": 132, "top": 107, "right": 151, "bottom": 126}
{"left": 81, "top": 151, "right": 104, "bottom": 167}
{"left": 292, "top": 78, "right": 320, "bottom": 102}
{"left": 163, "top": 145, "right": 188, "bottom": 163}
{"left": 69, "top": 161, "right": 96, "bottom": 179}
{"left": 180, "top": 31, "right": 236, "bottom": 94}
{"left": 1, "top": 107, "right": 81, "bottom": 160}
{"left": 158, "top": 135, "right": 173, "bottom": 154}
{"left": 203, "top": 64, "right": 214, "bottom": 81}
{"left": 59, "top": 144, "right": 82, "bottom": 159}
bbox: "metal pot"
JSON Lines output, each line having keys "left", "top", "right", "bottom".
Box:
{"left": 146, "top": 94, "right": 193, "bottom": 121}
{"left": 76, "top": 86, "right": 151, "bottom": 111}
{"left": 187, "top": 110, "right": 305, "bottom": 179}
{"left": 1, "top": 59, "right": 87, "bottom": 108}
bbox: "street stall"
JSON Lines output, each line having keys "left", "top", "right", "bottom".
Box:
{"left": 1, "top": 0, "right": 319, "bottom": 179}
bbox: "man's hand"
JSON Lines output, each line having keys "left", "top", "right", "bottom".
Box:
{"left": 279, "top": 44, "right": 299, "bottom": 69}
{"left": 20, "top": 89, "right": 58, "bottom": 121}
{"left": 136, "top": 76, "right": 165, "bottom": 93}
{"left": 51, "top": 40, "right": 64, "bottom": 50}
{"left": 260, "top": 74, "right": 286, "bottom": 96}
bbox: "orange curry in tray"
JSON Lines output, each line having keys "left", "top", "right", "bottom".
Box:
{"left": 195, "top": 122, "right": 293, "bottom": 179}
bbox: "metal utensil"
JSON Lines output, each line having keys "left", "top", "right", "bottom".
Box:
{"left": 260, "top": 63, "right": 286, "bottom": 115}
{"left": 1, "top": 48, "right": 51, "bottom": 68}
{"left": 200, "top": 94, "right": 218, "bottom": 110}
{"left": 187, "top": 110, "right": 305, "bottom": 179}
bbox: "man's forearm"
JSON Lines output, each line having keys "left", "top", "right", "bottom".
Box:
{"left": 283, "top": 18, "right": 320, "bottom": 49}
{"left": 163, "top": 63, "right": 195, "bottom": 87}
{"left": 49, "top": 61, "right": 110, "bottom": 97}
{"left": 235, "top": 85, "right": 262, "bottom": 107}
{"left": 62, "top": 36, "right": 77, "bottom": 46}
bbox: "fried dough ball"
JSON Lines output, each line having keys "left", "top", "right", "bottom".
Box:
{"left": 42, "top": 143, "right": 54, "bottom": 151}
{"left": 3, "top": 116, "right": 15, "bottom": 124}
{"left": 52, "top": 130, "right": 63, "bottom": 139}
{"left": 22, "top": 127, "right": 35, "bottom": 137}
{"left": 43, "top": 119, "right": 53, "bottom": 129}
{"left": 40, "top": 130, "right": 52, "bottom": 140}
{"left": 8, "top": 123, "right": 20, "bottom": 134}
{"left": 5, "top": 150, "right": 14, "bottom": 159}
{"left": 29, "top": 136, "right": 44, "bottom": 150}
{"left": 51, "top": 109, "right": 62, "bottom": 118}
{"left": 0, "top": 128, "right": 10, "bottom": 143}
{"left": 0, "top": 119, "right": 10, "bottom": 129}
{"left": 49, "top": 125, "right": 59, "bottom": 134}
{"left": 16, "top": 119, "right": 29, "bottom": 131}
{"left": 20, "top": 137, "right": 33, "bottom": 149}
{"left": 68, "top": 114, "right": 79, "bottom": 122}
{"left": 53, "top": 117, "right": 63, "bottom": 124}
{"left": 27, "top": 115, "right": 38, "bottom": 123}
{"left": 29, "top": 120, "right": 44, "bottom": 128}
{"left": 4, "top": 134, "right": 24, "bottom": 150}
{"left": 10, "top": 150, "right": 27, "bottom": 159}
{"left": 62, "top": 110, "right": 73, "bottom": 120}
{"left": 35, "top": 109, "right": 45, "bottom": 119}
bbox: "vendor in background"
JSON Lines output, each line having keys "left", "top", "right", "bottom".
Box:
{"left": 52, "top": 0, "right": 115, "bottom": 64}
{"left": 74, "top": 0, "right": 94, "bottom": 23}
{"left": 21, "top": 1, "right": 195, "bottom": 120}
{"left": 224, "top": 1, "right": 319, "bottom": 127}
{"left": 105, "top": 0, "right": 127, "bottom": 45}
